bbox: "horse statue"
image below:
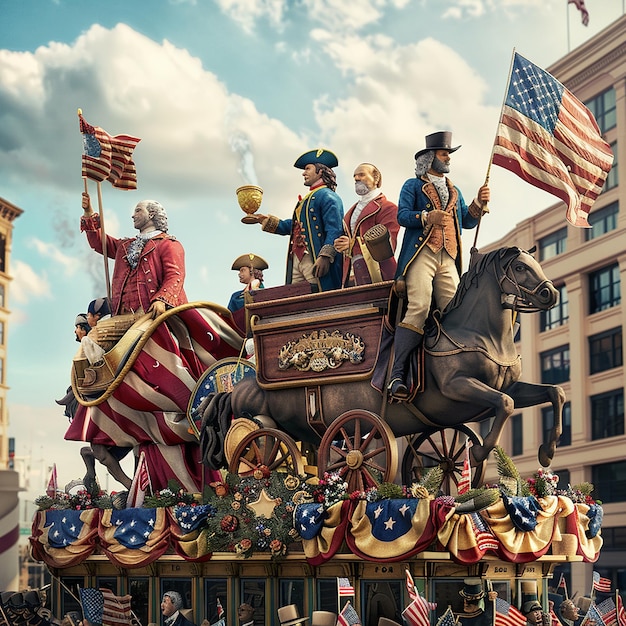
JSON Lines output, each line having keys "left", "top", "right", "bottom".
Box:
{"left": 201, "top": 246, "right": 565, "bottom": 482}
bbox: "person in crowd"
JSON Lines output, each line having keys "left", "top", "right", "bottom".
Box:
{"left": 161, "top": 592, "right": 196, "bottom": 626}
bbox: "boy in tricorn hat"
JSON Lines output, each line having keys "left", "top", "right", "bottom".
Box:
{"left": 386, "top": 131, "right": 490, "bottom": 400}
{"left": 247, "top": 149, "right": 344, "bottom": 292}
{"left": 227, "top": 253, "right": 268, "bottom": 313}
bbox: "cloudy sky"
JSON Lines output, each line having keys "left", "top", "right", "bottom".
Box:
{"left": 1, "top": 0, "right": 623, "bottom": 503}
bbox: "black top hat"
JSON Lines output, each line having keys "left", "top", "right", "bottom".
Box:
{"left": 459, "top": 579, "right": 485, "bottom": 599}
{"left": 414, "top": 131, "right": 461, "bottom": 159}
{"left": 294, "top": 148, "right": 339, "bottom": 169}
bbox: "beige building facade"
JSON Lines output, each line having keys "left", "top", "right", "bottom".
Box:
{"left": 481, "top": 15, "right": 626, "bottom": 598}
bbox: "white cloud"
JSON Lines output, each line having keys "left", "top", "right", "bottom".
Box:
{"left": 214, "top": 0, "right": 287, "bottom": 33}
{"left": 29, "top": 238, "right": 78, "bottom": 276}
{"left": 11, "top": 260, "right": 51, "bottom": 305}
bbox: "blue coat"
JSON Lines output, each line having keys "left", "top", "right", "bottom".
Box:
{"left": 273, "top": 185, "right": 344, "bottom": 291}
{"left": 395, "top": 176, "right": 480, "bottom": 278}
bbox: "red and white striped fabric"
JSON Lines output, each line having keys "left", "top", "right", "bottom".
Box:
{"left": 101, "top": 588, "right": 133, "bottom": 626}
{"left": 65, "top": 305, "right": 243, "bottom": 491}
{"left": 493, "top": 52, "right": 613, "bottom": 227}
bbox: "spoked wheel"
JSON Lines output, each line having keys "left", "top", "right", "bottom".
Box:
{"left": 401, "top": 425, "right": 486, "bottom": 495}
{"left": 317, "top": 410, "right": 398, "bottom": 492}
{"left": 228, "top": 428, "right": 305, "bottom": 477}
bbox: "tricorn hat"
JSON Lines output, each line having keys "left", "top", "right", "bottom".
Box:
{"left": 75, "top": 313, "right": 89, "bottom": 327}
{"left": 459, "top": 578, "right": 485, "bottom": 599}
{"left": 522, "top": 601, "right": 543, "bottom": 614}
{"left": 414, "top": 131, "right": 461, "bottom": 159}
{"left": 312, "top": 611, "right": 337, "bottom": 626}
{"left": 278, "top": 605, "right": 309, "bottom": 626}
{"left": 294, "top": 148, "right": 339, "bottom": 169}
{"left": 231, "top": 253, "right": 269, "bottom": 271}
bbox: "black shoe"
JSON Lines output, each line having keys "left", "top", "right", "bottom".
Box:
{"left": 388, "top": 377, "right": 409, "bottom": 399}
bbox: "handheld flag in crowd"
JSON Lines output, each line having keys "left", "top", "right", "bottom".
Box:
{"left": 338, "top": 577, "right": 355, "bottom": 597}
{"left": 593, "top": 572, "right": 612, "bottom": 594}
{"left": 405, "top": 569, "right": 419, "bottom": 602}
{"left": 494, "top": 597, "right": 527, "bottom": 626}
{"left": 402, "top": 573, "right": 436, "bottom": 626}
{"left": 435, "top": 607, "right": 458, "bottom": 626}
{"left": 217, "top": 598, "right": 225, "bottom": 620}
{"left": 492, "top": 51, "right": 613, "bottom": 227}
{"left": 337, "top": 601, "right": 362, "bottom": 626}
{"left": 596, "top": 597, "right": 616, "bottom": 626}
{"left": 100, "top": 588, "right": 132, "bottom": 626}
{"left": 79, "top": 588, "right": 104, "bottom": 625}
{"left": 46, "top": 463, "right": 58, "bottom": 497}
{"left": 126, "top": 451, "right": 151, "bottom": 509}
{"left": 581, "top": 602, "right": 604, "bottom": 626}
{"left": 457, "top": 439, "right": 472, "bottom": 495}
{"left": 617, "top": 594, "right": 626, "bottom": 626}
{"left": 78, "top": 110, "right": 141, "bottom": 190}
{"left": 557, "top": 573, "right": 569, "bottom": 600}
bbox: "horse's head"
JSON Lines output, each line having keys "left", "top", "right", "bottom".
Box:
{"left": 497, "top": 247, "right": 559, "bottom": 312}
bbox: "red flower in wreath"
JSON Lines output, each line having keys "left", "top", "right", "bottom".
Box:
{"left": 220, "top": 514, "right": 239, "bottom": 532}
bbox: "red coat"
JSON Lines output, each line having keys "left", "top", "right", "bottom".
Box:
{"left": 81, "top": 215, "right": 187, "bottom": 315}
{"left": 341, "top": 193, "right": 400, "bottom": 286}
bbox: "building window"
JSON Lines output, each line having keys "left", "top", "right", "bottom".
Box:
{"left": 591, "top": 389, "right": 624, "bottom": 440}
{"left": 204, "top": 579, "right": 228, "bottom": 625}
{"left": 540, "top": 345, "right": 570, "bottom": 384}
{"left": 539, "top": 227, "right": 567, "bottom": 261}
{"left": 555, "top": 468, "right": 570, "bottom": 489}
{"left": 540, "top": 284, "right": 568, "bottom": 331}
{"left": 0, "top": 284, "right": 4, "bottom": 308}
{"left": 589, "top": 263, "right": 620, "bottom": 313}
{"left": 585, "top": 202, "right": 618, "bottom": 241}
{"left": 542, "top": 402, "right": 571, "bottom": 447}
{"left": 590, "top": 327, "right": 622, "bottom": 374}
{"left": 599, "top": 526, "right": 626, "bottom": 551}
{"left": 129, "top": 578, "right": 150, "bottom": 626}
{"left": 585, "top": 87, "right": 617, "bottom": 133}
{"left": 605, "top": 141, "right": 618, "bottom": 191}
{"left": 0, "top": 321, "right": 4, "bottom": 346}
{"left": 591, "top": 460, "right": 626, "bottom": 503}
{"left": 511, "top": 414, "right": 522, "bottom": 456}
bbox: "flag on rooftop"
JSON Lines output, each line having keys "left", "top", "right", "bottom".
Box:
{"left": 492, "top": 52, "right": 613, "bottom": 227}
{"left": 568, "top": 0, "right": 589, "bottom": 26}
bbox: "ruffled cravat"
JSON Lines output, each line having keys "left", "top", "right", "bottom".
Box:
{"left": 126, "top": 230, "right": 162, "bottom": 269}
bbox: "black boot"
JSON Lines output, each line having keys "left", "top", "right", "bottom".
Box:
{"left": 387, "top": 325, "right": 423, "bottom": 399}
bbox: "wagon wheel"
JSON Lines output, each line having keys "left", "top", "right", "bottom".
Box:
{"left": 317, "top": 410, "right": 398, "bottom": 492}
{"left": 401, "top": 426, "right": 486, "bottom": 495}
{"left": 228, "top": 428, "right": 305, "bottom": 477}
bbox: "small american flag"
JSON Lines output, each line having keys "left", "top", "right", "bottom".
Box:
{"left": 457, "top": 439, "right": 471, "bottom": 495}
{"left": 217, "top": 598, "right": 225, "bottom": 619}
{"left": 593, "top": 572, "right": 612, "bottom": 593}
{"left": 557, "top": 573, "right": 568, "bottom": 599}
{"left": 596, "top": 598, "right": 617, "bottom": 626}
{"left": 46, "top": 463, "right": 58, "bottom": 497}
{"left": 568, "top": 0, "right": 589, "bottom": 26}
{"left": 79, "top": 588, "right": 104, "bottom": 625}
{"left": 581, "top": 603, "right": 604, "bottom": 626}
{"left": 495, "top": 597, "right": 527, "bottom": 626}
{"left": 492, "top": 52, "right": 613, "bottom": 227}
{"left": 470, "top": 512, "right": 499, "bottom": 551}
{"left": 406, "top": 569, "right": 418, "bottom": 602}
{"left": 338, "top": 577, "right": 355, "bottom": 597}
{"left": 101, "top": 588, "right": 132, "bottom": 626}
{"left": 403, "top": 596, "right": 436, "bottom": 626}
{"left": 436, "top": 607, "right": 458, "bottom": 626}
{"left": 337, "top": 601, "right": 361, "bottom": 626}
{"left": 617, "top": 595, "right": 626, "bottom": 626}
{"left": 126, "top": 451, "right": 151, "bottom": 509}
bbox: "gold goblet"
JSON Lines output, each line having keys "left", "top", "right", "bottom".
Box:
{"left": 236, "top": 185, "right": 264, "bottom": 224}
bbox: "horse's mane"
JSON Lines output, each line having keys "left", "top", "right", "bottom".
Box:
{"left": 443, "top": 246, "right": 521, "bottom": 315}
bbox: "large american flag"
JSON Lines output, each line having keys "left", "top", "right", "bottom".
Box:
{"left": 568, "top": 0, "right": 589, "bottom": 26}
{"left": 79, "top": 112, "right": 141, "bottom": 190}
{"left": 492, "top": 52, "right": 613, "bottom": 227}
{"left": 495, "top": 597, "right": 527, "bottom": 626}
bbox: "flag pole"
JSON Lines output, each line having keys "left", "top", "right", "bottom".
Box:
{"left": 95, "top": 181, "right": 113, "bottom": 304}
{"left": 487, "top": 579, "right": 496, "bottom": 626}
{"left": 472, "top": 47, "right": 517, "bottom": 250}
